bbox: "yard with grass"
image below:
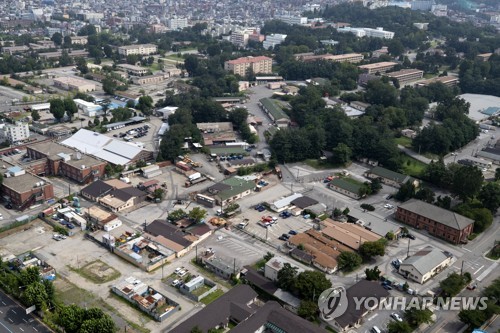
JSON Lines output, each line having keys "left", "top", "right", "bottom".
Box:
{"left": 68, "top": 259, "right": 121, "bottom": 284}
{"left": 192, "top": 284, "right": 213, "bottom": 297}
{"left": 400, "top": 154, "right": 427, "bottom": 177}
{"left": 394, "top": 136, "right": 413, "bottom": 148}
{"left": 305, "top": 159, "right": 341, "bottom": 170}
{"left": 200, "top": 289, "right": 224, "bottom": 305}
{"left": 54, "top": 277, "right": 150, "bottom": 333}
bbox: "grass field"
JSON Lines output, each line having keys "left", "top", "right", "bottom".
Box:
{"left": 68, "top": 259, "right": 121, "bottom": 284}
{"left": 200, "top": 289, "right": 224, "bottom": 305}
{"left": 400, "top": 154, "right": 427, "bottom": 177}
{"left": 394, "top": 136, "right": 413, "bottom": 148}
{"left": 304, "top": 159, "right": 340, "bottom": 170}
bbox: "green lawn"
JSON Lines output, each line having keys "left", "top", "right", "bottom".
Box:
{"left": 165, "top": 54, "right": 185, "bottom": 62}
{"left": 304, "top": 159, "right": 341, "bottom": 170}
{"left": 192, "top": 284, "right": 213, "bottom": 297}
{"left": 200, "top": 289, "right": 224, "bottom": 305}
{"left": 394, "top": 136, "right": 413, "bottom": 148}
{"left": 400, "top": 154, "right": 427, "bottom": 177}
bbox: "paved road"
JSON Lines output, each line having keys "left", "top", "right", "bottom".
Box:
{"left": 0, "top": 290, "right": 52, "bottom": 333}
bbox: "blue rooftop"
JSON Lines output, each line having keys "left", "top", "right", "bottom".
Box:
{"left": 481, "top": 107, "right": 500, "bottom": 116}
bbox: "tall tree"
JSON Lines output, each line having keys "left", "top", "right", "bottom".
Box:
{"left": 188, "top": 207, "right": 206, "bottom": 223}
{"left": 338, "top": 251, "right": 362, "bottom": 271}
{"left": 294, "top": 271, "right": 332, "bottom": 301}
{"left": 51, "top": 32, "right": 63, "bottom": 46}
{"left": 50, "top": 99, "right": 66, "bottom": 122}
{"left": 277, "top": 263, "right": 298, "bottom": 291}
{"left": 478, "top": 182, "right": 500, "bottom": 213}
{"left": 451, "top": 165, "right": 484, "bottom": 202}
{"left": 64, "top": 97, "right": 78, "bottom": 120}
{"left": 31, "top": 109, "right": 41, "bottom": 121}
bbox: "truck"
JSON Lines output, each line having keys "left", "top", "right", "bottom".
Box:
{"left": 188, "top": 172, "right": 202, "bottom": 182}
{"left": 185, "top": 176, "right": 207, "bottom": 187}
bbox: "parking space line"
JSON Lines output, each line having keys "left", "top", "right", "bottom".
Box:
{"left": 473, "top": 265, "right": 485, "bottom": 275}
{"left": 367, "top": 313, "right": 378, "bottom": 321}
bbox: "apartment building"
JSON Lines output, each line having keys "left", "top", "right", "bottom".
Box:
{"left": 415, "top": 76, "right": 459, "bottom": 87}
{"left": 328, "top": 53, "right": 364, "bottom": 63}
{"left": 275, "top": 15, "right": 308, "bottom": 25}
{"left": 338, "top": 27, "right": 395, "bottom": 39}
{"left": 116, "top": 64, "right": 149, "bottom": 76}
{"left": 358, "top": 61, "right": 398, "bottom": 74}
{"left": 263, "top": 34, "right": 288, "bottom": 50}
{"left": 70, "top": 36, "right": 88, "bottom": 45}
{"left": 229, "top": 28, "right": 256, "bottom": 47}
{"left": 133, "top": 74, "right": 166, "bottom": 85}
{"left": 168, "top": 17, "right": 188, "bottom": 30}
{"left": 118, "top": 44, "right": 157, "bottom": 56}
{"left": 0, "top": 122, "right": 30, "bottom": 143}
{"left": 224, "top": 56, "right": 272, "bottom": 76}
{"left": 396, "top": 199, "right": 474, "bottom": 244}
{"left": 53, "top": 77, "right": 95, "bottom": 92}
{"left": 385, "top": 69, "right": 424, "bottom": 86}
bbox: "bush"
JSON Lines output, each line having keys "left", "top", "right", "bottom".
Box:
{"left": 360, "top": 203, "right": 375, "bottom": 211}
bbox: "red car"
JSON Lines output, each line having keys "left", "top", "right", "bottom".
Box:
{"left": 261, "top": 216, "right": 273, "bottom": 222}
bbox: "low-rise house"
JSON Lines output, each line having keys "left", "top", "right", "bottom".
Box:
{"left": 264, "top": 256, "right": 304, "bottom": 281}
{"left": 178, "top": 275, "right": 218, "bottom": 302}
{"left": 365, "top": 166, "right": 419, "bottom": 188}
{"left": 112, "top": 276, "right": 178, "bottom": 321}
{"left": 399, "top": 246, "right": 452, "bottom": 284}
{"left": 202, "top": 257, "right": 241, "bottom": 280}
{"left": 87, "top": 205, "right": 121, "bottom": 231}
{"left": 396, "top": 199, "right": 474, "bottom": 244}
{"left": 328, "top": 178, "right": 364, "bottom": 199}
{"left": 270, "top": 193, "right": 303, "bottom": 212}
{"left": 113, "top": 236, "right": 175, "bottom": 271}
{"left": 259, "top": 98, "right": 290, "bottom": 127}
{"left": 207, "top": 176, "right": 255, "bottom": 205}
{"left": 329, "top": 280, "right": 390, "bottom": 332}
{"left": 80, "top": 180, "right": 114, "bottom": 201}
{"left": 321, "top": 219, "right": 381, "bottom": 251}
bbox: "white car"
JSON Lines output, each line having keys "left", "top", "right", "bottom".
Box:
{"left": 384, "top": 204, "right": 394, "bottom": 209}
{"left": 391, "top": 313, "right": 403, "bottom": 322}
{"left": 174, "top": 267, "right": 182, "bottom": 274}
{"left": 171, "top": 279, "right": 180, "bottom": 287}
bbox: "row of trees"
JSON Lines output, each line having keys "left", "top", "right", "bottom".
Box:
{"left": 459, "top": 277, "right": 500, "bottom": 329}
{"left": 0, "top": 260, "right": 116, "bottom": 333}
{"left": 49, "top": 97, "right": 78, "bottom": 122}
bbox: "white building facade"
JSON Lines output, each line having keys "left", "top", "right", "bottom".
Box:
{"left": 0, "top": 122, "right": 30, "bottom": 143}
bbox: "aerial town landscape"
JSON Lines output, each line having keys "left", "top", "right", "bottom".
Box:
{"left": 0, "top": 0, "right": 499, "bottom": 332}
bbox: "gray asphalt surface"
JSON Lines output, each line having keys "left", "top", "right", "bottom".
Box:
{"left": 0, "top": 290, "right": 52, "bottom": 333}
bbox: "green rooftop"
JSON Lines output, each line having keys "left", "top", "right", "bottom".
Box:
{"left": 209, "top": 147, "right": 246, "bottom": 155}
{"left": 259, "top": 98, "right": 289, "bottom": 121}
{"left": 330, "top": 178, "right": 363, "bottom": 194}
{"left": 217, "top": 177, "right": 255, "bottom": 201}
{"left": 370, "top": 166, "right": 412, "bottom": 184}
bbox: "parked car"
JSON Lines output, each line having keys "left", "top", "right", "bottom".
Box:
{"left": 288, "top": 230, "right": 298, "bottom": 235}
{"left": 261, "top": 216, "right": 273, "bottom": 222}
{"left": 391, "top": 313, "right": 403, "bottom": 322}
{"left": 278, "top": 234, "right": 290, "bottom": 241}
{"left": 467, "top": 283, "right": 477, "bottom": 290}
{"left": 171, "top": 279, "right": 180, "bottom": 287}
{"left": 407, "top": 234, "right": 416, "bottom": 240}
{"left": 66, "top": 223, "right": 75, "bottom": 229}
{"left": 384, "top": 203, "right": 394, "bottom": 209}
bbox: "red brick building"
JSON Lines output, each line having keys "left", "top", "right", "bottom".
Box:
{"left": 1, "top": 164, "right": 54, "bottom": 211}
{"left": 26, "top": 141, "right": 107, "bottom": 184}
{"left": 396, "top": 199, "right": 474, "bottom": 244}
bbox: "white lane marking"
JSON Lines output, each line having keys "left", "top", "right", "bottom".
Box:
{"left": 8, "top": 318, "right": 13, "bottom": 323}
{"left": 367, "top": 313, "right": 378, "bottom": 321}
{"left": 474, "top": 265, "right": 485, "bottom": 275}
{"left": 20, "top": 328, "right": 24, "bottom": 332}
{"left": 11, "top": 309, "right": 16, "bottom": 314}
{"left": 477, "top": 262, "right": 498, "bottom": 282}
{"left": 1, "top": 301, "right": 6, "bottom": 305}
{"left": 23, "top": 319, "right": 27, "bottom": 323}
{"left": 0, "top": 320, "right": 13, "bottom": 333}
{"left": 33, "top": 328, "right": 38, "bottom": 332}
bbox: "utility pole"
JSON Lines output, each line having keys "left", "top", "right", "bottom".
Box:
{"left": 195, "top": 245, "right": 198, "bottom": 264}
{"left": 407, "top": 238, "right": 410, "bottom": 258}
{"left": 233, "top": 258, "right": 236, "bottom": 276}
{"left": 461, "top": 260, "right": 465, "bottom": 275}
{"left": 266, "top": 226, "right": 268, "bottom": 240}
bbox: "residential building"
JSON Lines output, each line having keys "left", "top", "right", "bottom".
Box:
{"left": 372, "top": 46, "right": 389, "bottom": 58}
{"left": 87, "top": 205, "right": 121, "bottom": 231}
{"left": 39, "top": 50, "right": 89, "bottom": 60}
{"left": 168, "top": 17, "right": 188, "bottom": 30}
{"left": 229, "top": 28, "right": 256, "bottom": 47}
{"left": 80, "top": 180, "right": 114, "bottom": 201}
{"left": 358, "top": 61, "right": 398, "bottom": 74}
{"left": 396, "top": 198, "right": 475, "bottom": 244}
{"left": 327, "top": 53, "right": 364, "bottom": 63}
{"left": 53, "top": 77, "right": 95, "bottom": 92}
{"left": 70, "top": 36, "right": 88, "bottom": 45}
{"left": 117, "top": 44, "right": 157, "bottom": 56}
{"left": 329, "top": 280, "right": 390, "bottom": 332}
{"left": 365, "top": 166, "right": 419, "bottom": 188}
{"left": 264, "top": 256, "right": 304, "bottom": 281}
{"left": 399, "top": 246, "right": 452, "bottom": 284}
{"left": 0, "top": 121, "right": 30, "bottom": 143}
{"left": 133, "top": 74, "right": 166, "bottom": 85}
{"left": 415, "top": 75, "right": 459, "bottom": 87}
{"left": 337, "top": 27, "right": 395, "bottom": 39}
{"left": 116, "top": 64, "right": 149, "bottom": 76}
{"left": 26, "top": 141, "right": 106, "bottom": 184}
{"left": 275, "top": 15, "right": 308, "bottom": 25}
{"left": 206, "top": 176, "right": 255, "bottom": 205}
{"left": 263, "top": 34, "right": 287, "bottom": 49}
{"left": 112, "top": 276, "right": 179, "bottom": 321}
{"left": 385, "top": 69, "right": 424, "bottom": 86}
{"left": 328, "top": 178, "right": 364, "bottom": 199}
{"left": 321, "top": 219, "right": 381, "bottom": 251}
{"left": 224, "top": 56, "right": 272, "bottom": 76}
{"left": 170, "top": 285, "right": 257, "bottom": 333}
{"left": 203, "top": 257, "right": 240, "bottom": 279}
{"left": 0, "top": 163, "right": 54, "bottom": 211}
{"left": 197, "top": 122, "right": 236, "bottom": 145}
{"left": 99, "top": 187, "right": 147, "bottom": 212}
